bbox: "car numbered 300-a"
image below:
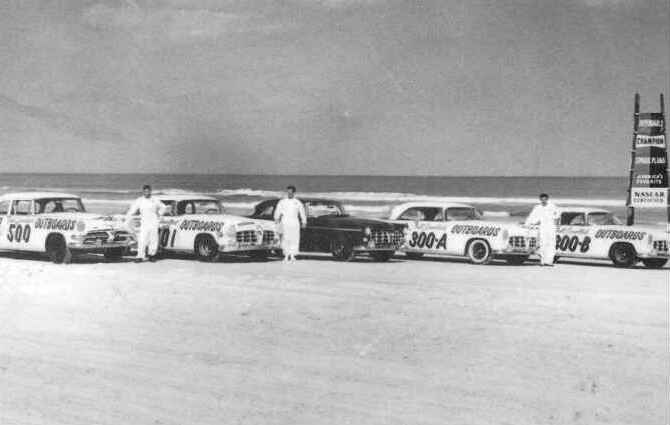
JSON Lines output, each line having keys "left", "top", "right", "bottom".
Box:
{"left": 388, "top": 202, "right": 536, "bottom": 265}
{"left": 539, "top": 207, "right": 669, "bottom": 269}
{"left": 0, "top": 192, "right": 135, "bottom": 263}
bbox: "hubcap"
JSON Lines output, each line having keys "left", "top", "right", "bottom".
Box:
{"left": 472, "top": 243, "right": 487, "bottom": 260}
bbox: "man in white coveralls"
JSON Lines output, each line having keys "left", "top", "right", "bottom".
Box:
{"left": 274, "top": 185, "right": 306, "bottom": 263}
{"left": 126, "top": 185, "right": 167, "bottom": 262}
{"left": 525, "top": 193, "right": 559, "bottom": 266}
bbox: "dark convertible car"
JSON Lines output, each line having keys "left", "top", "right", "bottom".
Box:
{"left": 250, "top": 198, "right": 406, "bottom": 261}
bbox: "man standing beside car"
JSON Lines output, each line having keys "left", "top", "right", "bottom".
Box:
{"left": 274, "top": 185, "right": 306, "bottom": 263}
{"left": 126, "top": 185, "right": 166, "bottom": 262}
{"left": 525, "top": 193, "right": 559, "bottom": 266}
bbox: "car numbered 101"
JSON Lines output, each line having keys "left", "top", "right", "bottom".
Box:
{"left": 388, "top": 202, "right": 536, "bottom": 265}
{"left": 539, "top": 207, "right": 669, "bottom": 268}
{"left": 120, "top": 194, "right": 280, "bottom": 261}
{"left": 0, "top": 192, "right": 136, "bottom": 263}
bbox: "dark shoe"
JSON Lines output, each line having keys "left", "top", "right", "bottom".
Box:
{"left": 149, "top": 256, "right": 157, "bottom": 262}
{"left": 134, "top": 258, "right": 144, "bottom": 263}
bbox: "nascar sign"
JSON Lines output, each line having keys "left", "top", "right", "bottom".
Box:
{"left": 630, "top": 104, "right": 668, "bottom": 209}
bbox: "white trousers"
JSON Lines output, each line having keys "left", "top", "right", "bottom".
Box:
{"left": 280, "top": 220, "right": 301, "bottom": 256}
{"left": 137, "top": 224, "right": 159, "bottom": 259}
{"left": 538, "top": 227, "right": 556, "bottom": 265}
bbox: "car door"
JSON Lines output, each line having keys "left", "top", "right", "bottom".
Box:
{"left": 0, "top": 200, "right": 11, "bottom": 249}
{"left": 555, "top": 212, "right": 592, "bottom": 258}
{"left": 5, "top": 199, "right": 35, "bottom": 252}
{"left": 397, "top": 207, "right": 448, "bottom": 254}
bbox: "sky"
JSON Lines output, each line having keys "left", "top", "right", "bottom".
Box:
{"left": 0, "top": 0, "right": 667, "bottom": 176}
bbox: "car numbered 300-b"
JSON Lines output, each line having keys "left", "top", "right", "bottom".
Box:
{"left": 249, "top": 198, "right": 406, "bottom": 262}
{"left": 388, "top": 202, "right": 536, "bottom": 265}
{"left": 542, "top": 207, "right": 669, "bottom": 268}
{"left": 0, "top": 192, "right": 135, "bottom": 263}
{"left": 121, "top": 194, "right": 280, "bottom": 261}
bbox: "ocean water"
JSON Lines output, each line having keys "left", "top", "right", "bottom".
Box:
{"left": 0, "top": 174, "right": 666, "bottom": 224}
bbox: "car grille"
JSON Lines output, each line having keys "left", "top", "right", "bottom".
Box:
{"left": 83, "top": 231, "right": 111, "bottom": 245}
{"left": 653, "top": 240, "right": 668, "bottom": 252}
{"left": 508, "top": 236, "right": 536, "bottom": 249}
{"left": 370, "top": 229, "right": 403, "bottom": 248}
{"left": 262, "top": 231, "right": 275, "bottom": 244}
{"left": 113, "top": 231, "right": 133, "bottom": 242}
{"left": 236, "top": 230, "right": 258, "bottom": 244}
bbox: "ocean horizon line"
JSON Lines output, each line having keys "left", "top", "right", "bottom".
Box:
{"left": 0, "top": 172, "right": 629, "bottom": 179}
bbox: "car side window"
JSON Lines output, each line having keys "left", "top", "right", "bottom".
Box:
{"left": 561, "top": 212, "right": 585, "bottom": 226}
{"left": 398, "top": 207, "right": 442, "bottom": 221}
{"left": 0, "top": 200, "right": 9, "bottom": 215}
{"left": 10, "top": 200, "right": 33, "bottom": 216}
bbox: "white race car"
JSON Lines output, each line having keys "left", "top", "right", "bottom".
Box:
{"left": 0, "top": 192, "right": 135, "bottom": 263}
{"left": 389, "top": 202, "right": 536, "bottom": 264}
{"left": 547, "top": 207, "right": 669, "bottom": 268}
{"left": 125, "top": 194, "right": 280, "bottom": 261}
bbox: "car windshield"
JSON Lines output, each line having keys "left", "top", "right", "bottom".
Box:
{"left": 176, "top": 200, "right": 222, "bottom": 215}
{"left": 35, "top": 198, "right": 86, "bottom": 214}
{"left": 446, "top": 207, "right": 479, "bottom": 221}
{"left": 588, "top": 212, "right": 622, "bottom": 225}
{"left": 305, "top": 201, "right": 346, "bottom": 218}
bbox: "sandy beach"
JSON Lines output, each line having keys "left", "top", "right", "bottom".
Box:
{"left": 0, "top": 253, "right": 666, "bottom": 425}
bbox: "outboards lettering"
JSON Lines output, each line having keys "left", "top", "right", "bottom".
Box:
{"left": 35, "top": 218, "right": 76, "bottom": 231}
{"left": 594, "top": 230, "right": 646, "bottom": 240}
{"left": 450, "top": 225, "right": 500, "bottom": 237}
{"left": 179, "top": 220, "right": 224, "bottom": 232}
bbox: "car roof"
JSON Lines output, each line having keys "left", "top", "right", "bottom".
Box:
{"left": 0, "top": 191, "right": 80, "bottom": 201}
{"left": 557, "top": 206, "right": 611, "bottom": 214}
{"left": 392, "top": 201, "right": 474, "bottom": 210}
{"left": 153, "top": 193, "right": 218, "bottom": 202}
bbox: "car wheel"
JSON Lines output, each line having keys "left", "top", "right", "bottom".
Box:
{"left": 195, "top": 235, "right": 220, "bottom": 262}
{"left": 103, "top": 247, "right": 125, "bottom": 261}
{"left": 467, "top": 239, "right": 492, "bottom": 265}
{"left": 370, "top": 251, "right": 394, "bottom": 262}
{"left": 641, "top": 258, "right": 668, "bottom": 269}
{"left": 609, "top": 243, "right": 636, "bottom": 268}
{"left": 504, "top": 255, "right": 528, "bottom": 265}
{"left": 331, "top": 238, "right": 355, "bottom": 261}
{"left": 405, "top": 252, "right": 424, "bottom": 260}
{"left": 46, "top": 235, "right": 72, "bottom": 264}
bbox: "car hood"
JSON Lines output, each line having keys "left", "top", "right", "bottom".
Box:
{"left": 311, "top": 215, "right": 402, "bottom": 230}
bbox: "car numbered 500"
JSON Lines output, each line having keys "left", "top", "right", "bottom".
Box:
{"left": 388, "top": 202, "right": 537, "bottom": 265}
{"left": 0, "top": 192, "right": 135, "bottom": 263}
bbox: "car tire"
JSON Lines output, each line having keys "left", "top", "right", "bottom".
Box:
{"left": 46, "top": 234, "right": 72, "bottom": 264}
{"left": 103, "top": 247, "right": 125, "bottom": 261}
{"left": 405, "top": 252, "right": 424, "bottom": 260}
{"left": 503, "top": 255, "right": 528, "bottom": 265}
{"left": 609, "top": 243, "right": 636, "bottom": 268}
{"left": 331, "top": 238, "right": 355, "bottom": 261}
{"left": 370, "top": 251, "right": 394, "bottom": 262}
{"left": 641, "top": 258, "right": 668, "bottom": 269}
{"left": 194, "top": 235, "right": 220, "bottom": 262}
{"left": 466, "top": 239, "right": 492, "bottom": 265}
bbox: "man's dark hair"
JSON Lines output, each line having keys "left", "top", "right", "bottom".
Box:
{"left": 539, "top": 193, "right": 549, "bottom": 199}
{"left": 142, "top": 184, "right": 152, "bottom": 191}
{"left": 286, "top": 185, "right": 296, "bottom": 192}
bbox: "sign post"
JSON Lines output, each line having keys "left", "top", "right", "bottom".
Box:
{"left": 626, "top": 93, "right": 668, "bottom": 225}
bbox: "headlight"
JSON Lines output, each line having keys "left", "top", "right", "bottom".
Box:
{"left": 76, "top": 221, "right": 86, "bottom": 232}
{"left": 501, "top": 229, "right": 509, "bottom": 241}
{"left": 364, "top": 226, "right": 371, "bottom": 236}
